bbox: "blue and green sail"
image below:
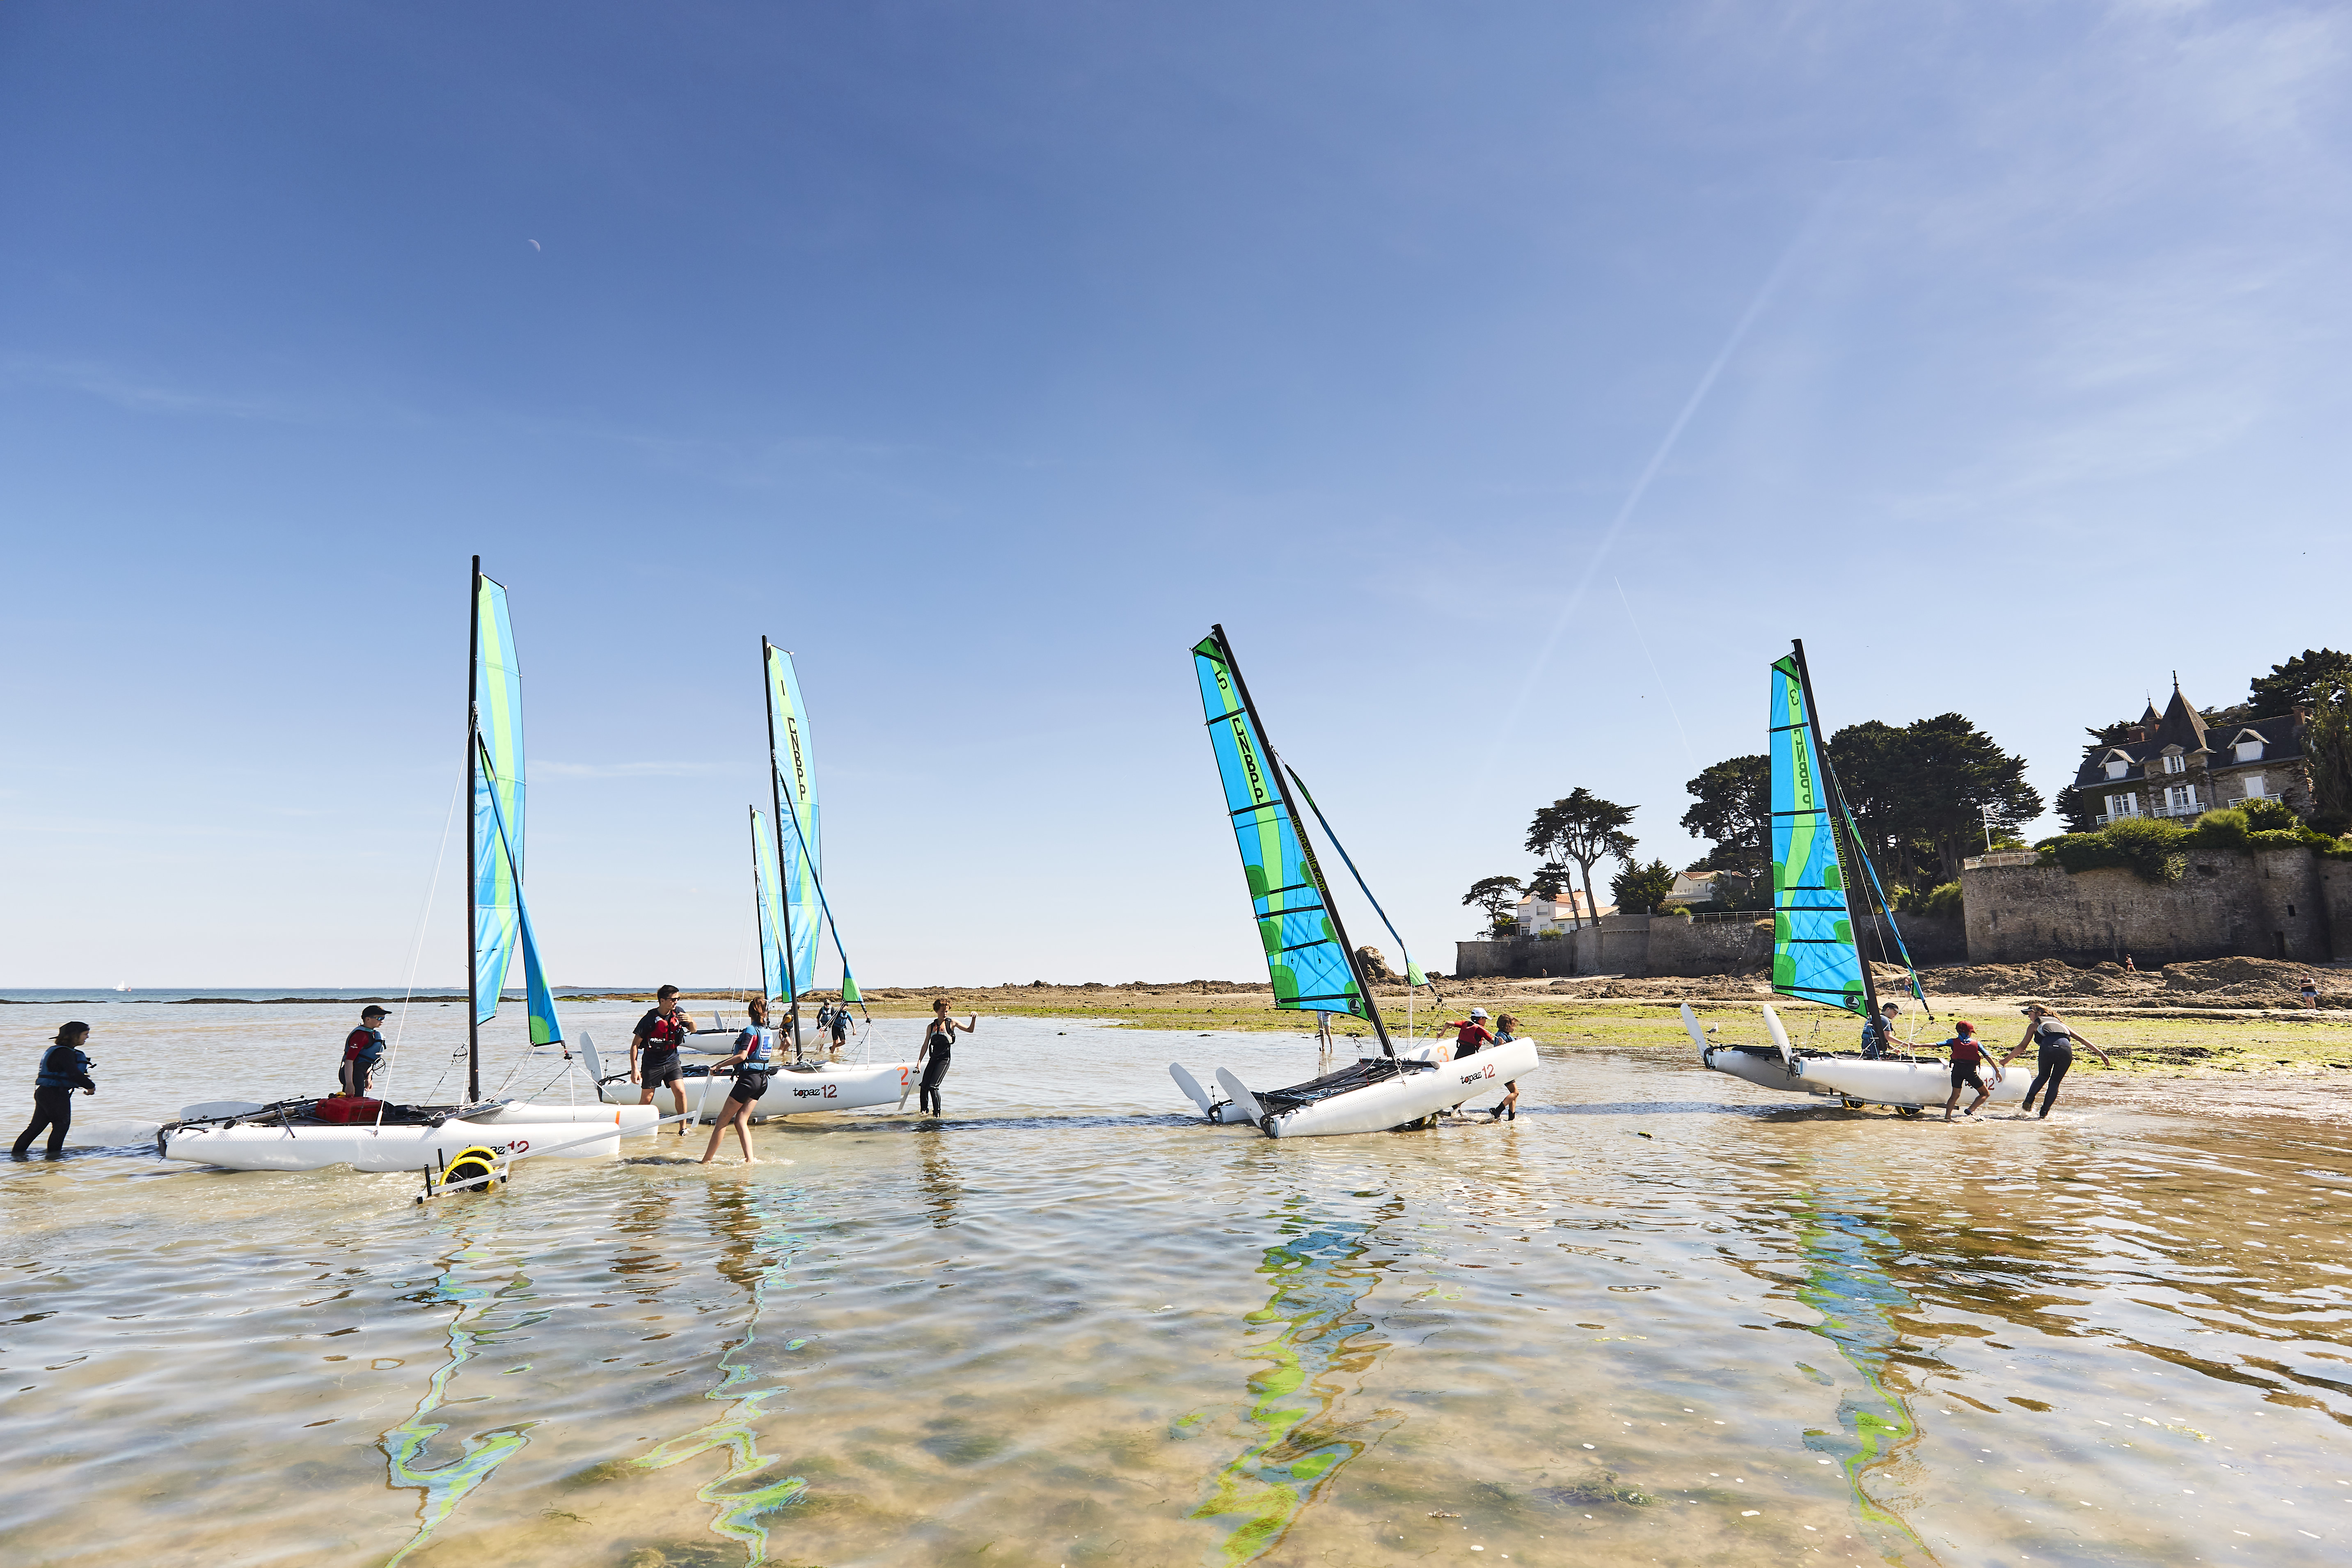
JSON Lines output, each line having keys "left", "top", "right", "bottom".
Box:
{"left": 471, "top": 569, "right": 563, "bottom": 1046}
{"left": 750, "top": 806, "right": 788, "bottom": 1004}
{"left": 1769, "top": 653, "right": 1865, "bottom": 1016}
{"left": 763, "top": 643, "right": 824, "bottom": 996}
{"left": 1191, "top": 634, "right": 1366, "bottom": 1018}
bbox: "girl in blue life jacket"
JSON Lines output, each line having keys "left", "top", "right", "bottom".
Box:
{"left": 701, "top": 996, "right": 782, "bottom": 1165}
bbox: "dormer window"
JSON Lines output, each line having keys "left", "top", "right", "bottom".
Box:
{"left": 2161, "top": 751, "right": 2186, "bottom": 775}
{"left": 2103, "top": 753, "right": 2130, "bottom": 780}
{"left": 2231, "top": 728, "right": 2266, "bottom": 764}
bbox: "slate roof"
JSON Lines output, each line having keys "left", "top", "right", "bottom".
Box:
{"left": 2072, "top": 682, "right": 2306, "bottom": 789}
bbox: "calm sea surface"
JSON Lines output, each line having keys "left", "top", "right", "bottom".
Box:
{"left": 2, "top": 1000, "right": 2347, "bottom": 1568}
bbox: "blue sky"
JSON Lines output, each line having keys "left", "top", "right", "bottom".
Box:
{"left": 5, "top": 2, "right": 2348, "bottom": 989}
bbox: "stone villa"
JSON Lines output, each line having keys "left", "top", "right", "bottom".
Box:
{"left": 2073, "top": 680, "right": 2314, "bottom": 826}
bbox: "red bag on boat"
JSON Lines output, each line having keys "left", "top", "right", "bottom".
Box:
{"left": 313, "top": 1095, "right": 387, "bottom": 1123}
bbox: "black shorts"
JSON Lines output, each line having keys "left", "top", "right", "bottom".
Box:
{"left": 1950, "top": 1060, "right": 1986, "bottom": 1092}
{"left": 728, "top": 1070, "right": 770, "bottom": 1104}
{"left": 641, "top": 1051, "right": 682, "bottom": 1086}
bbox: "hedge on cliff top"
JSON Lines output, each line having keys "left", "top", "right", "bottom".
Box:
{"left": 2034, "top": 806, "right": 2352, "bottom": 884}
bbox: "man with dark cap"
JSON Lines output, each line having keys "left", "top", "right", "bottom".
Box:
{"left": 341, "top": 1005, "right": 389, "bottom": 1096}
{"left": 14, "top": 1022, "right": 96, "bottom": 1159}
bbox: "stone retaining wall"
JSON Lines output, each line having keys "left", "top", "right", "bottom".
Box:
{"left": 1960, "top": 847, "right": 2337, "bottom": 965}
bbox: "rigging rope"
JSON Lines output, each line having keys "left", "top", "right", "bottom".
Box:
{"left": 380, "top": 768, "right": 465, "bottom": 1118}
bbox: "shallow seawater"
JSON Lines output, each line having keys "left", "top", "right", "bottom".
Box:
{"left": 2, "top": 1001, "right": 2348, "bottom": 1568}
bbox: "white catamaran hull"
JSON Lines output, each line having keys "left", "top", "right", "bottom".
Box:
{"left": 1686, "top": 1004, "right": 2020, "bottom": 1110}
{"left": 1182, "top": 1039, "right": 1539, "bottom": 1138}
{"left": 159, "top": 1114, "right": 631, "bottom": 1173}
{"left": 598, "top": 1061, "right": 916, "bottom": 1119}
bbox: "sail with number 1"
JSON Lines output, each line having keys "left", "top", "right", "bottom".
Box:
{"left": 1169, "top": 625, "right": 1536, "bottom": 1137}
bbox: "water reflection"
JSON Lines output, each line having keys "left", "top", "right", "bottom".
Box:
{"left": 920, "top": 1141, "right": 960, "bottom": 1230}
{"left": 1189, "top": 1196, "right": 1404, "bottom": 1566}
{"left": 1787, "top": 1191, "right": 1930, "bottom": 1563}
{"left": 379, "top": 1222, "right": 544, "bottom": 1566}
{"left": 634, "top": 1181, "right": 809, "bottom": 1566}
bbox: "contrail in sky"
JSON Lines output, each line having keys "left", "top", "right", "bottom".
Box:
{"left": 1495, "top": 217, "right": 1819, "bottom": 741}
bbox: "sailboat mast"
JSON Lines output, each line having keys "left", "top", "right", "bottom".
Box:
{"left": 761, "top": 638, "right": 803, "bottom": 1057}
{"left": 1209, "top": 624, "right": 1395, "bottom": 1058}
{"left": 1789, "top": 639, "right": 1880, "bottom": 1021}
{"left": 465, "top": 556, "right": 482, "bottom": 1103}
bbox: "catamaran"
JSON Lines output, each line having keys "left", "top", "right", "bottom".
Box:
{"left": 161, "top": 559, "right": 659, "bottom": 1172}
{"left": 1168, "top": 625, "right": 1536, "bottom": 1136}
{"left": 582, "top": 639, "right": 916, "bottom": 1119}
{"left": 1690, "top": 641, "right": 2019, "bottom": 1113}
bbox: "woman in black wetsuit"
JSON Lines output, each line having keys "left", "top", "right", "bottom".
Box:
{"left": 914, "top": 999, "right": 977, "bottom": 1118}
{"left": 2003, "top": 1004, "right": 2112, "bottom": 1119}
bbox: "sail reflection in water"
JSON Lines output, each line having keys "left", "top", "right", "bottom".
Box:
{"left": 380, "top": 1235, "right": 545, "bottom": 1566}
{"left": 1789, "top": 1193, "right": 1931, "bottom": 1562}
{"left": 1189, "top": 1200, "right": 1402, "bottom": 1566}
{"left": 635, "top": 1184, "right": 811, "bottom": 1564}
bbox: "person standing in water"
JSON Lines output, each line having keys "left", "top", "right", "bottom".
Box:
{"left": 339, "top": 1005, "right": 388, "bottom": 1097}
{"left": 914, "top": 1000, "right": 977, "bottom": 1118}
{"left": 2004, "top": 1004, "right": 2112, "bottom": 1119}
{"left": 14, "top": 1022, "right": 96, "bottom": 1160}
{"left": 1488, "top": 1012, "right": 1522, "bottom": 1121}
{"left": 829, "top": 1004, "right": 852, "bottom": 1057}
{"left": 1937, "top": 1020, "right": 1997, "bottom": 1122}
{"left": 701, "top": 996, "right": 779, "bottom": 1165}
{"left": 631, "top": 984, "right": 695, "bottom": 1132}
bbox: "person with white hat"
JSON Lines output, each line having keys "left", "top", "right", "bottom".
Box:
{"left": 1441, "top": 1007, "right": 1497, "bottom": 1060}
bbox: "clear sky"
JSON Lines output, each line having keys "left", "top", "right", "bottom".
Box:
{"left": 4, "top": 2, "right": 2348, "bottom": 989}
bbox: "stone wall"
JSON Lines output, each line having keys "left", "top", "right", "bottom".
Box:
{"left": 1960, "top": 847, "right": 2336, "bottom": 965}
{"left": 1450, "top": 910, "right": 1964, "bottom": 980}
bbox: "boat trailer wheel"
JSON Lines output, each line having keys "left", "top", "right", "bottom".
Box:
{"left": 439, "top": 1145, "right": 504, "bottom": 1191}
{"left": 1893, "top": 1105, "right": 1923, "bottom": 1119}
{"left": 1841, "top": 1097, "right": 1865, "bottom": 1110}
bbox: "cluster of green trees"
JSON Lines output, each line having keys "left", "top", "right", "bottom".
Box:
{"left": 1460, "top": 788, "right": 1679, "bottom": 933}
{"left": 1678, "top": 713, "right": 2041, "bottom": 894}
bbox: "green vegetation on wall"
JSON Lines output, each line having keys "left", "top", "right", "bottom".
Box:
{"left": 2034, "top": 806, "right": 2352, "bottom": 884}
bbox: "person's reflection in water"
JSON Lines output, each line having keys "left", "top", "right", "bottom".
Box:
{"left": 920, "top": 1142, "right": 961, "bottom": 1230}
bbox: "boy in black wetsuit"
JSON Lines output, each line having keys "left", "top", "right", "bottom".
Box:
{"left": 631, "top": 985, "right": 695, "bottom": 1132}
{"left": 14, "top": 1022, "right": 96, "bottom": 1159}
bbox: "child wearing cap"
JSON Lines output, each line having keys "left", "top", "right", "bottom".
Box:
{"left": 1443, "top": 1008, "right": 1497, "bottom": 1060}
{"left": 1937, "top": 1020, "right": 1996, "bottom": 1122}
{"left": 340, "top": 1006, "right": 389, "bottom": 1097}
